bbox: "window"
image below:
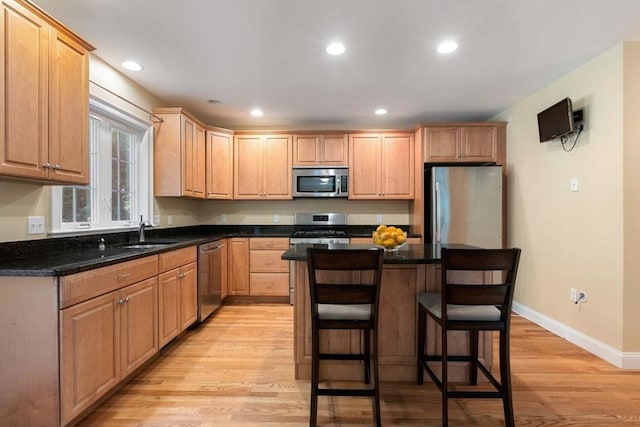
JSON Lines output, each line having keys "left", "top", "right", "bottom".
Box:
{"left": 51, "top": 97, "right": 153, "bottom": 234}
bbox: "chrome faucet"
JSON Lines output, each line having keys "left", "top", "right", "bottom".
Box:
{"left": 138, "top": 215, "right": 150, "bottom": 242}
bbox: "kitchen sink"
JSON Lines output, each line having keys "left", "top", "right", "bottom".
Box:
{"left": 120, "top": 241, "right": 178, "bottom": 249}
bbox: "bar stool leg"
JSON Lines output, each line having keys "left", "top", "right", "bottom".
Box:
{"left": 416, "top": 305, "right": 426, "bottom": 385}
{"left": 500, "top": 330, "right": 515, "bottom": 427}
{"left": 364, "top": 329, "right": 371, "bottom": 384}
{"left": 442, "top": 327, "right": 449, "bottom": 427}
{"left": 310, "top": 325, "right": 319, "bottom": 427}
{"left": 470, "top": 330, "right": 479, "bottom": 385}
{"left": 372, "top": 329, "right": 381, "bottom": 426}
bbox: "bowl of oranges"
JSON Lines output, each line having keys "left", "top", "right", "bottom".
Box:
{"left": 372, "top": 224, "right": 407, "bottom": 252}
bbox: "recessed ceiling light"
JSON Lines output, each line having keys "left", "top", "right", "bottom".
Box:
{"left": 437, "top": 41, "right": 458, "bottom": 54}
{"left": 375, "top": 108, "right": 387, "bottom": 115}
{"left": 250, "top": 108, "right": 264, "bottom": 117}
{"left": 326, "top": 42, "right": 346, "bottom": 55}
{"left": 121, "top": 60, "right": 143, "bottom": 71}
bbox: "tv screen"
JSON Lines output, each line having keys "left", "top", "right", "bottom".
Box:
{"left": 537, "top": 98, "right": 574, "bottom": 143}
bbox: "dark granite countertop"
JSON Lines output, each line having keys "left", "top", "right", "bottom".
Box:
{"left": 0, "top": 224, "right": 421, "bottom": 277}
{"left": 281, "top": 243, "right": 474, "bottom": 264}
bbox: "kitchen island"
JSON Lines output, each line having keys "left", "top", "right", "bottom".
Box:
{"left": 281, "top": 243, "right": 492, "bottom": 382}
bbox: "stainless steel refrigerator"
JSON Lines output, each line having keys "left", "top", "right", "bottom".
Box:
{"left": 424, "top": 164, "right": 503, "bottom": 248}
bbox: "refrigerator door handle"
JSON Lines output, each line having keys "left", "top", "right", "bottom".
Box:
{"left": 435, "top": 181, "right": 441, "bottom": 243}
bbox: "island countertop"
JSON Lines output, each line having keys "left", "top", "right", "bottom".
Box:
{"left": 281, "top": 242, "right": 475, "bottom": 264}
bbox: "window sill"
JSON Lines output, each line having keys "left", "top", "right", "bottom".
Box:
{"left": 48, "top": 225, "right": 138, "bottom": 238}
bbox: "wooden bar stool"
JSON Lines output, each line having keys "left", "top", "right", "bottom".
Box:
{"left": 416, "top": 248, "right": 521, "bottom": 426}
{"left": 306, "top": 247, "right": 385, "bottom": 427}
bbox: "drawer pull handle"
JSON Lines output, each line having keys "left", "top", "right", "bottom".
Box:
{"left": 117, "top": 273, "right": 131, "bottom": 280}
{"left": 177, "top": 272, "right": 187, "bottom": 278}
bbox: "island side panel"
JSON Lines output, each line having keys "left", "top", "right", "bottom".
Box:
{"left": 293, "top": 261, "right": 426, "bottom": 381}
{"left": 0, "top": 276, "right": 59, "bottom": 426}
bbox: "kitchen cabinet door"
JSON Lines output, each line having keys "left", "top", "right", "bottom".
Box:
{"left": 158, "top": 268, "right": 181, "bottom": 347}
{"left": 182, "top": 115, "right": 205, "bottom": 198}
{"left": 263, "top": 135, "right": 292, "bottom": 198}
{"left": 48, "top": 29, "right": 90, "bottom": 184}
{"left": 179, "top": 261, "right": 197, "bottom": 330}
{"left": 228, "top": 237, "right": 250, "bottom": 295}
{"left": 60, "top": 291, "right": 120, "bottom": 425}
{"left": 158, "top": 261, "right": 197, "bottom": 346}
{"left": 424, "top": 127, "right": 460, "bottom": 162}
{"left": 120, "top": 277, "right": 158, "bottom": 377}
{"left": 460, "top": 126, "right": 498, "bottom": 161}
{"left": 206, "top": 130, "right": 234, "bottom": 199}
{"left": 234, "top": 135, "right": 264, "bottom": 198}
{"left": 220, "top": 239, "right": 229, "bottom": 300}
{"left": 381, "top": 133, "right": 414, "bottom": 198}
{"left": 349, "top": 134, "right": 381, "bottom": 198}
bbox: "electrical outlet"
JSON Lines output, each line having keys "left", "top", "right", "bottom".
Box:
{"left": 220, "top": 214, "right": 227, "bottom": 223}
{"left": 153, "top": 215, "right": 161, "bottom": 225}
{"left": 570, "top": 287, "right": 578, "bottom": 303}
{"left": 578, "top": 291, "right": 588, "bottom": 303}
{"left": 167, "top": 215, "right": 173, "bottom": 225}
{"left": 273, "top": 214, "right": 280, "bottom": 223}
{"left": 27, "top": 216, "right": 45, "bottom": 235}
{"left": 376, "top": 214, "right": 383, "bottom": 224}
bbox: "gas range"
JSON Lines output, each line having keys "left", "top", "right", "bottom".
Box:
{"left": 289, "top": 213, "right": 350, "bottom": 244}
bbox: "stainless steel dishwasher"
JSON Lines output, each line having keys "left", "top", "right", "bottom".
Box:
{"left": 197, "top": 240, "right": 224, "bottom": 322}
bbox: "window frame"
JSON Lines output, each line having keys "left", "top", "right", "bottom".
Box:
{"left": 50, "top": 96, "right": 154, "bottom": 235}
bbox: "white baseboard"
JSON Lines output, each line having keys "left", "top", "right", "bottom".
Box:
{"left": 512, "top": 302, "right": 640, "bottom": 370}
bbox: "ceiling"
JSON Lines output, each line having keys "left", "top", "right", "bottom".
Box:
{"left": 33, "top": 0, "right": 640, "bottom": 131}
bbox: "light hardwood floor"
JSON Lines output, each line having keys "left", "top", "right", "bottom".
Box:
{"left": 78, "top": 304, "right": 640, "bottom": 426}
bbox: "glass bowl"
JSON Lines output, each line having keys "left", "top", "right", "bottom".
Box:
{"left": 374, "top": 241, "right": 407, "bottom": 252}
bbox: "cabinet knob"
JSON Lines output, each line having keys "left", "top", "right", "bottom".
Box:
{"left": 42, "top": 163, "right": 52, "bottom": 169}
{"left": 53, "top": 164, "right": 61, "bottom": 170}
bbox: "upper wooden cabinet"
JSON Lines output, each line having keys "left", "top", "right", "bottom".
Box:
{"left": 423, "top": 123, "right": 506, "bottom": 164}
{"left": 0, "top": 0, "right": 94, "bottom": 184}
{"left": 234, "top": 133, "right": 292, "bottom": 199}
{"left": 205, "top": 128, "right": 234, "bottom": 199}
{"left": 152, "top": 108, "right": 206, "bottom": 199}
{"left": 349, "top": 132, "right": 415, "bottom": 200}
{"left": 293, "top": 133, "right": 348, "bottom": 166}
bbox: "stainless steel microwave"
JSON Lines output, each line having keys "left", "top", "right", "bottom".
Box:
{"left": 292, "top": 167, "right": 348, "bottom": 198}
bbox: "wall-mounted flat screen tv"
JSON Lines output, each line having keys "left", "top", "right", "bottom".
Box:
{"left": 537, "top": 97, "right": 574, "bottom": 143}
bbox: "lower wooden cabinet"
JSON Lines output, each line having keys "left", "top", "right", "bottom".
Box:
{"left": 158, "top": 247, "right": 198, "bottom": 347}
{"left": 249, "top": 237, "right": 289, "bottom": 296}
{"left": 59, "top": 277, "right": 158, "bottom": 425}
{"left": 227, "top": 237, "right": 290, "bottom": 297}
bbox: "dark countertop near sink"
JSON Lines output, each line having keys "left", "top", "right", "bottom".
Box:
{"left": 0, "top": 224, "right": 420, "bottom": 277}
{"left": 281, "top": 243, "right": 475, "bottom": 265}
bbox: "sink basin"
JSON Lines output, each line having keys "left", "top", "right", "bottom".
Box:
{"left": 120, "top": 241, "right": 177, "bottom": 249}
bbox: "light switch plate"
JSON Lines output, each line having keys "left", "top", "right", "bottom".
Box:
{"left": 570, "top": 177, "right": 579, "bottom": 192}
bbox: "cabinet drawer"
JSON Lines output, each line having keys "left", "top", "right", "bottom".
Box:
{"left": 249, "top": 237, "right": 289, "bottom": 250}
{"left": 60, "top": 255, "right": 158, "bottom": 308}
{"left": 250, "top": 273, "right": 289, "bottom": 296}
{"left": 158, "top": 246, "right": 197, "bottom": 273}
{"left": 250, "top": 250, "right": 289, "bottom": 272}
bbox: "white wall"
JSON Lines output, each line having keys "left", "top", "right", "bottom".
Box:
{"left": 493, "top": 42, "right": 640, "bottom": 357}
